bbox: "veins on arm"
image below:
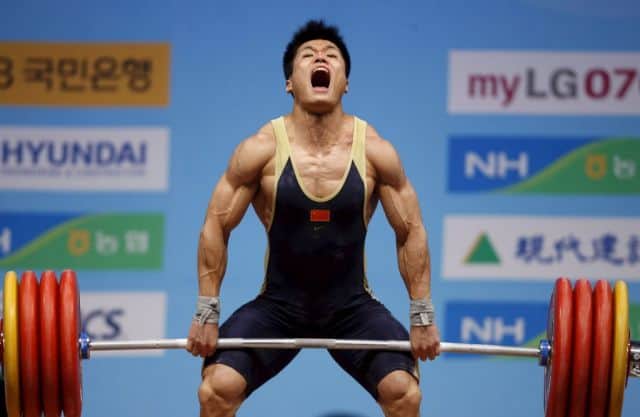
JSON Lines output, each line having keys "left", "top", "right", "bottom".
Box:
{"left": 369, "top": 129, "right": 431, "bottom": 299}
{"left": 197, "top": 131, "right": 273, "bottom": 295}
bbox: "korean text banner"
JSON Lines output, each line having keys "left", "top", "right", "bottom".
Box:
{"left": 443, "top": 215, "right": 640, "bottom": 280}
{"left": 0, "top": 42, "right": 170, "bottom": 106}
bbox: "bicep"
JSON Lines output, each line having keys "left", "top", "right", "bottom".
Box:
{"left": 372, "top": 138, "right": 424, "bottom": 242}
{"left": 202, "top": 138, "right": 265, "bottom": 239}
{"left": 203, "top": 172, "right": 257, "bottom": 237}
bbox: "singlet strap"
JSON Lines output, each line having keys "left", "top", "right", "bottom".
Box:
{"left": 352, "top": 117, "right": 367, "bottom": 182}
{"left": 270, "top": 116, "right": 291, "bottom": 181}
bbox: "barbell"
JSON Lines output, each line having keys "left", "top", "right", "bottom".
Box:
{"left": 2, "top": 269, "right": 639, "bottom": 417}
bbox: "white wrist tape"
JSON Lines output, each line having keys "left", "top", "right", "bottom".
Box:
{"left": 410, "top": 298, "right": 435, "bottom": 326}
{"left": 193, "top": 296, "right": 221, "bottom": 325}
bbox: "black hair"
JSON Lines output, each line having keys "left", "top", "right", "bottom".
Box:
{"left": 282, "top": 19, "right": 351, "bottom": 80}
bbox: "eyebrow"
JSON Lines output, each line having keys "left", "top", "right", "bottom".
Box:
{"left": 300, "top": 45, "right": 339, "bottom": 53}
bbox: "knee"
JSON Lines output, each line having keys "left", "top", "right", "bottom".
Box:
{"left": 377, "top": 370, "right": 422, "bottom": 410}
{"left": 198, "top": 365, "right": 246, "bottom": 414}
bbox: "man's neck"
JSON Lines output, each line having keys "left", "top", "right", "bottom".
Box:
{"left": 289, "top": 104, "right": 346, "bottom": 147}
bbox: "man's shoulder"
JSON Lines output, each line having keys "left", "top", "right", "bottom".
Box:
{"left": 226, "top": 122, "right": 277, "bottom": 176}
{"left": 252, "top": 120, "right": 277, "bottom": 142}
{"left": 360, "top": 120, "right": 403, "bottom": 182}
{"left": 360, "top": 121, "right": 391, "bottom": 152}
{"left": 239, "top": 122, "right": 277, "bottom": 154}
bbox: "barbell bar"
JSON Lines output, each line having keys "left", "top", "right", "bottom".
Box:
{"left": 86, "top": 337, "right": 542, "bottom": 357}
{"left": 632, "top": 344, "right": 640, "bottom": 378}
{"left": 2, "top": 270, "right": 639, "bottom": 417}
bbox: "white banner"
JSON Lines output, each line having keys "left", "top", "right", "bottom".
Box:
{"left": 449, "top": 51, "right": 640, "bottom": 115}
{"left": 0, "top": 127, "right": 169, "bottom": 191}
{"left": 80, "top": 292, "right": 167, "bottom": 357}
{"left": 443, "top": 215, "right": 640, "bottom": 280}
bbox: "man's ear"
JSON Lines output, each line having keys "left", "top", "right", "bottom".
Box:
{"left": 285, "top": 79, "right": 292, "bottom": 94}
{"left": 345, "top": 79, "right": 349, "bottom": 94}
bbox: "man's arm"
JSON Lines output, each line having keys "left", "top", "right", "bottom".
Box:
{"left": 367, "top": 128, "right": 440, "bottom": 361}
{"left": 198, "top": 140, "right": 262, "bottom": 295}
{"left": 369, "top": 136, "right": 430, "bottom": 300}
{"left": 188, "top": 131, "right": 273, "bottom": 357}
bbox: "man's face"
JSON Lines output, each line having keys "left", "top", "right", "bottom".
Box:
{"left": 286, "top": 39, "right": 348, "bottom": 113}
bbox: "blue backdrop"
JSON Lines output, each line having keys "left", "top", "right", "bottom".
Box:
{"left": 1, "top": 1, "right": 639, "bottom": 416}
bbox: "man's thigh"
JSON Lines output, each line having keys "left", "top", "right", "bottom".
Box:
{"left": 204, "top": 296, "right": 300, "bottom": 397}
{"left": 327, "top": 298, "right": 419, "bottom": 399}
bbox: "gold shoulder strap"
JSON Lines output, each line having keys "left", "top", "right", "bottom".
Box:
{"left": 352, "top": 116, "right": 367, "bottom": 182}
{"left": 270, "top": 116, "right": 291, "bottom": 180}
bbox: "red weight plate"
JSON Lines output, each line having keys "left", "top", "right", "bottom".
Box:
{"left": 568, "top": 279, "right": 593, "bottom": 417}
{"left": 19, "top": 271, "right": 41, "bottom": 417}
{"left": 40, "top": 270, "right": 61, "bottom": 417}
{"left": 587, "top": 280, "right": 613, "bottom": 417}
{"left": 545, "top": 277, "right": 573, "bottom": 417}
{"left": 60, "top": 270, "right": 82, "bottom": 417}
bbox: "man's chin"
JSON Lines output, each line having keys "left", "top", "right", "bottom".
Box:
{"left": 298, "top": 98, "right": 339, "bottom": 114}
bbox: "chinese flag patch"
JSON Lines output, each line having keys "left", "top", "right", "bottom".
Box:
{"left": 310, "top": 209, "right": 331, "bottom": 222}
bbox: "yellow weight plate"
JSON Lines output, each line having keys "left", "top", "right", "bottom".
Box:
{"left": 3, "top": 271, "right": 21, "bottom": 417}
{"left": 607, "top": 280, "right": 629, "bottom": 417}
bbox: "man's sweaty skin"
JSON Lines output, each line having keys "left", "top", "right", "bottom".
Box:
{"left": 187, "top": 37, "right": 440, "bottom": 417}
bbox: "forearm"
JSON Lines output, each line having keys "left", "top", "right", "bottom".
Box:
{"left": 196, "top": 170, "right": 256, "bottom": 297}
{"left": 397, "top": 225, "right": 431, "bottom": 300}
{"left": 197, "top": 222, "right": 228, "bottom": 297}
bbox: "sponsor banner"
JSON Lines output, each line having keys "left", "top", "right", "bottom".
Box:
{"left": 448, "top": 136, "right": 640, "bottom": 194}
{"left": 449, "top": 51, "right": 640, "bottom": 115}
{"left": 443, "top": 216, "right": 640, "bottom": 280}
{"left": 0, "top": 42, "right": 170, "bottom": 106}
{"left": 81, "top": 292, "right": 167, "bottom": 357}
{"left": 0, "top": 290, "right": 167, "bottom": 356}
{"left": 445, "top": 300, "right": 640, "bottom": 357}
{"left": 0, "top": 127, "right": 169, "bottom": 191}
{"left": 0, "top": 213, "right": 164, "bottom": 269}
{"left": 445, "top": 301, "right": 548, "bottom": 358}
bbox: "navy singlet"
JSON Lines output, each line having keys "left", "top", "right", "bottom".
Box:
{"left": 260, "top": 116, "right": 373, "bottom": 314}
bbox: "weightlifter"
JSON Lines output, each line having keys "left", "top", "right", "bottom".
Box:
{"left": 186, "top": 20, "right": 441, "bottom": 417}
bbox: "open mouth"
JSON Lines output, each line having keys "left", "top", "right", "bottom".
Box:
{"left": 311, "top": 68, "right": 331, "bottom": 90}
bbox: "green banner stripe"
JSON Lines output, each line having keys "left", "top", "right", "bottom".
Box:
{"left": 0, "top": 215, "right": 105, "bottom": 266}
{"left": 631, "top": 304, "right": 640, "bottom": 340}
{"left": 0, "top": 213, "right": 164, "bottom": 269}
{"left": 502, "top": 138, "right": 640, "bottom": 193}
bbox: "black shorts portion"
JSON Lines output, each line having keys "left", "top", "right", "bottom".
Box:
{"left": 204, "top": 295, "right": 418, "bottom": 399}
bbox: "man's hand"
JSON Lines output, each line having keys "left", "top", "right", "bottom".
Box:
{"left": 186, "top": 322, "right": 219, "bottom": 358}
{"left": 410, "top": 324, "right": 441, "bottom": 361}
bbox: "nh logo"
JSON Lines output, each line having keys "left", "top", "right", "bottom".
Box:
{"left": 461, "top": 317, "right": 526, "bottom": 344}
{"left": 465, "top": 152, "right": 529, "bottom": 178}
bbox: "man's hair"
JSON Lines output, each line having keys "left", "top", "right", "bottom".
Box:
{"left": 282, "top": 19, "right": 351, "bottom": 80}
